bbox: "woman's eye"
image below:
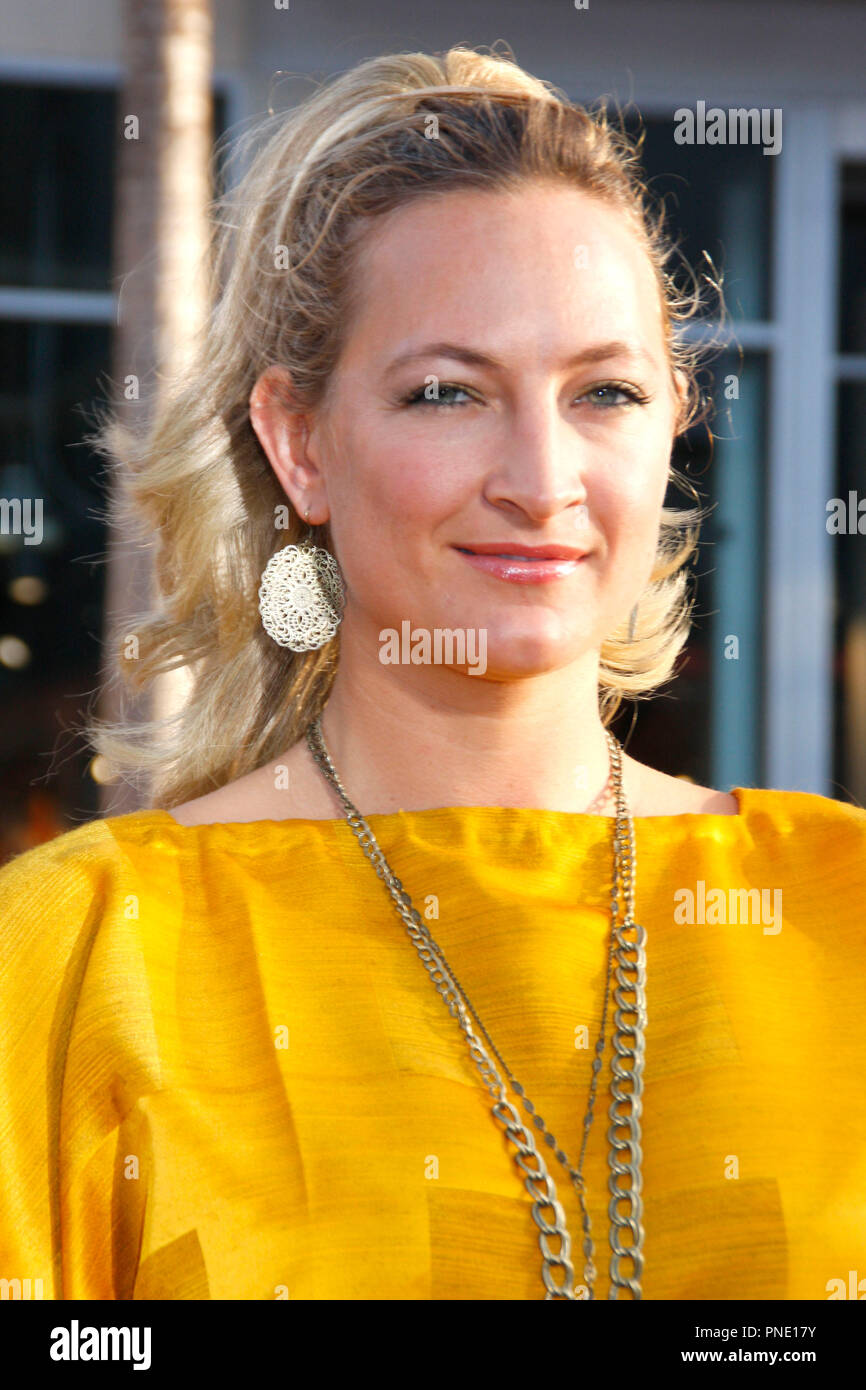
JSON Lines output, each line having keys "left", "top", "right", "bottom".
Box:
{"left": 402, "top": 381, "right": 649, "bottom": 409}
{"left": 583, "top": 384, "right": 646, "bottom": 408}
{"left": 404, "top": 383, "right": 473, "bottom": 407}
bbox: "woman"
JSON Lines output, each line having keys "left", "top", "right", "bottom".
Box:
{"left": 1, "top": 44, "right": 864, "bottom": 1303}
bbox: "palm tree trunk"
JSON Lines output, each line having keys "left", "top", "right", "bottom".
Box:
{"left": 99, "top": 0, "right": 213, "bottom": 814}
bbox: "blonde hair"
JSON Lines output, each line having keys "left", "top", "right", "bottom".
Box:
{"left": 84, "top": 42, "right": 720, "bottom": 809}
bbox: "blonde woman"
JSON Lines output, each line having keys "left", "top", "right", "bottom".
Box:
{"left": 1, "top": 44, "right": 864, "bottom": 1303}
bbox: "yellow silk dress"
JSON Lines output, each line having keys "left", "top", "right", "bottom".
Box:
{"left": 1, "top": 787, "right": 864, "bottom": 1301}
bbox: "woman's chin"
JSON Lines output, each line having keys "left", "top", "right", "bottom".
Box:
{"left": 450, "top": 633, "right": 595, "bottom": 681}
{"left": 372, "top": 610, "right": 597, "bottom": 679}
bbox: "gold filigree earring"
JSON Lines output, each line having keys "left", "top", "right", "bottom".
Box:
{"left": 258, "top": 506, "right": 345, "bottom": 652}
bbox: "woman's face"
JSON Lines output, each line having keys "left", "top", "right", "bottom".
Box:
{"left": 263, "top": 181, "right": 683, "bottom": 680}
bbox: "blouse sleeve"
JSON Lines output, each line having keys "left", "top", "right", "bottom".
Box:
{"left": 0, "top": 823, "right": 142, "bottom": 1300}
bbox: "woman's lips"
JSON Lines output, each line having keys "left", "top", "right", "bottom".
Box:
{"left": 454, "top": 546, "right": 587, "bottom": 584}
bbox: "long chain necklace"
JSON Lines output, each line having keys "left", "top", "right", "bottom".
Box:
{"left": 305, "top": 716, "right": 648, "bottom": 1300}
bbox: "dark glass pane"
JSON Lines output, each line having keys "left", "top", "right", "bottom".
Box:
{"left": 832, "top": 383, "right": 866, "bottom": 807}
{"left": 625, "top": 113, "right": 774, "bottom": 322}
{"left": 0, "top": 82, "right": 227, "bottom": 294}
{"left": 0, "top": 81, "right": 231, "bottom": 858}
{"left": 0, "top": 84, "right": 116, "bottom": 291}
{"left": 612, "top": 351, "right": 767, "bottom": 793}
{"left": 0, "top": 319, "right": 109, "bottom": 521}
{"left": 839, "top": 163, "right": 866, "bottom": 355}
{"left": 0, "top": 319, "right": 111, "bottom": 855}
{"left": 704, "top": 350, "right": 768, "bottom": 788}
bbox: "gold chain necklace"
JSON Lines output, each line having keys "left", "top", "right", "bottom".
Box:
{"left": 305, "top": 716, "right": 647, "bottom": 1299}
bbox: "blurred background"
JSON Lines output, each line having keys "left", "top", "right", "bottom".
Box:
{"left": 1, "top": 0, "right": 864, "bottom": 861}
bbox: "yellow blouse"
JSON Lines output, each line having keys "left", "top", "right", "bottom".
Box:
{"left": 1, "top": 787, "right": 865, "bottom": 1301}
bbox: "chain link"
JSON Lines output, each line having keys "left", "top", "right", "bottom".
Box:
{"left": 305, "top": 717, "right": 647, "bottom": 1300}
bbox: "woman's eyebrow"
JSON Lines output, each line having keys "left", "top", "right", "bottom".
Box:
{"left": 383, "top": 339, "right": 659, "bottom": 373}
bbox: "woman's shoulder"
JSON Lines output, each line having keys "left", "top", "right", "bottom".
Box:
{"left": 632, "top": 759, "right": 866, "bottom": 833}
{"left": 0, "top": 809, "right": 184, "bottom": 953}
{"left": 165, "top": 740, "right": 334, "bottom": 826}
{"left": 737, "top": 783, "right": 866, "bottom": 835}
{"left": 0, "top": 816, "right": 149, "bottom": 1067}
{"left": 725, "top": 785, "right": 866, "bottom": 899}
{"left": 1, "top": 813, "right": 122, "bottom": 906}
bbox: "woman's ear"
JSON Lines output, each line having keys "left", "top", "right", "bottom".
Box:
{"left": 249, "top": 365, "right": 325, "bottom": 515}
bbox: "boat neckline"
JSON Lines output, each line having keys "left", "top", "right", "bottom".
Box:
{"left": 123, "top": 786, "right": 759, "bottom": 832}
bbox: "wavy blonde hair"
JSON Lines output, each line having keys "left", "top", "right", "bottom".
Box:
{"left": 84, "top": 42, "right": 721, "bottom": 809}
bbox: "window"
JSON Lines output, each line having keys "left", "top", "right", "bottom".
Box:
{"left": 832, "top": 163, "right": 866, "bottom": 808}
{"left": 607, "top": 115, "right": 775, "bottom": 793}
{"left": 0, "top": 78, "right": 227, "bottom": 860}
